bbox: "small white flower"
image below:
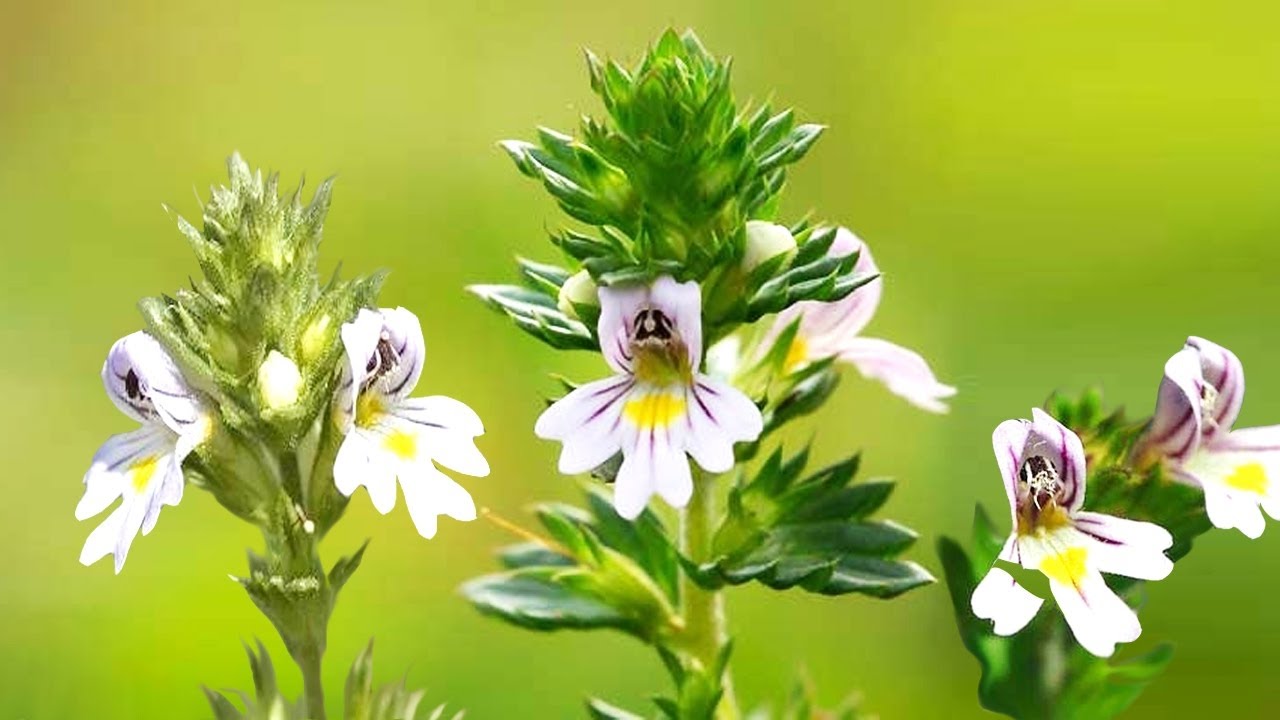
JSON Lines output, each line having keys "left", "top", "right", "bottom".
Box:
{"left": 78, "top": 332, "right": 210, "bottom": 573}
{"left": 1138, "top": 337, "right": 1280, "bottom": 538}
{"left": 535, "top": 276, "right": 763, "bottom": 519}
{"left": 971, "top": 409, "right": 1174, "bottom": 658}
{"left": 763, "top": 227, "right": 955, "bottom": 413}
{"left": 257, "top": 350, "right": 303, "bottom": 410}
{"left": 557, "top": 269, "right": 598, "bottom": 319}
{"left": 742, "top": 220, "right": 796, "bottom": 272}
{"left": 332, "top": 308, "right": 489, "bottom": 539}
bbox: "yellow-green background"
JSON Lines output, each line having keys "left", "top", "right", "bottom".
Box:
{"left": 4, "top": 1, "right": 1279, "bottom": 717}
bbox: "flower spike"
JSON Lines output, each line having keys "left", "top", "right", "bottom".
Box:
{"left": 764, "top": 227, "right": 955, "bottom": 413}
{"left": 78, "top": 332, "right": 210, "bottom": 573}
{"left": 332, "top": 307, "right": 489, "bottom": 539}
{"left": 1139, "top": 337, "right": 1280, "bottom": 538}
{"left": 971, "top": 409, "right": 1174, "bottom": 657}
{"left": 535, "top": 276, "right": 763, "bottom": 519}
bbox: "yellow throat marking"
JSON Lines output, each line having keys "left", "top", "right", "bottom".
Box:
{"left": 1225, "top": 462, "right": 1268, "bottom": 495}
{"left": 356, "top": 393, "right": 384, "bottom": 429}
{"left": 1039, "top": 545, "right": 1089, "bottom": 589}
{"left": 130, "top": 456, "right": 162, "bottom": 492}
{"left": 624, "top": 392, "right": 687, "bottom": 430}
{"left": 383, "top": 429, "right": 418, "bottom": 460}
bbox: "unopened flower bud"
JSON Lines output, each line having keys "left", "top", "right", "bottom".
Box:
{"left": 557, "top": 270, "right": 598, "bottom": 319}
{"left": 300, "top": 314, "right": 333, "bottom": 363}
{"left": 742, "top": 220, "right": 796, "bottom": 272}
{"left": 257, "top": 350, "right": 303, "bottom": 410}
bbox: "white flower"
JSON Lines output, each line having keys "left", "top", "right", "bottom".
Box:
{"left": 332, "top": 307, "right": 489, "bottom": 539}
{"left": 742, "top": 220, "right": 796, "bottom": 271}
{"left": 257, "top": 350, "right": 303, "bottom": 410}
{"left": 535, "top": 276, "right": 763, "bottom": 519}
{"left": 77, "top": 332, "right": 210, "bottom": 573}
{"left": 557, "top": 269, "right": 598, "bottom": 319}
{"left": 1138, "top": 337, "right": 1280, "bottom": 538}
{"left": 763, "top": 227, "right": 955, "bottom": 413}
{"left": 971, "top": 409, "right": 1174, "bottom": 657}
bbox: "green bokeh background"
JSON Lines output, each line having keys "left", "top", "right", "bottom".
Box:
{"left": 4, "top": 1, "right": 1280, "bottom": 717}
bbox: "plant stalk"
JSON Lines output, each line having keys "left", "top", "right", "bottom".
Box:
{"left": 679, "top": 470, "right": 740, "bottom": 720}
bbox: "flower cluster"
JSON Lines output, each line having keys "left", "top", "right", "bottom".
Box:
{"left": 970, "top": 336, "right": 1278, "bottom": 658}
{"left": 533, "top": 220, "right": 955, "bottom": 520}
{"left": 78, "top": 308, "right": 488, "bottom": 572}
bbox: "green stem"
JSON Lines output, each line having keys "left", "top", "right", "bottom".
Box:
{"left": 679, "top": 470, "right": 739, "bottom": 720}
{"left": 297, "top": 641, "right": 327, "bottom": 720}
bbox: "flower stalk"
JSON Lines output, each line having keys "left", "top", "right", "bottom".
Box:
{"left": 677, "top": 470, "right": 739, "bottom": 720}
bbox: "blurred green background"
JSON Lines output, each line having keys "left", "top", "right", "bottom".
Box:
{"left": 4, "top": 0, "right": 1280, "bottom": 717}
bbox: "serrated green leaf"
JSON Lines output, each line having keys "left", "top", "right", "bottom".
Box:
{"left": 691, "top": 448, "right": 933, "bottom": 598}
{"left": 468, "top": 283, "right": 597, "bottom": 351}
{"left": 461, "top": 572, "right": 636, "bottom": 633}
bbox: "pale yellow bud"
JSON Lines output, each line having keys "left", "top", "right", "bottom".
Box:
{"left": 557, "top": 270, "right": 598, "bottom": 319}
{"left": 257, "top": 350, "right": 303, "bottom": 410}
{"left": 742, "top": 220, "right": 796, "bottom": 271}
{"left": 300, "top": 314, "right": 333, "bottom": 363}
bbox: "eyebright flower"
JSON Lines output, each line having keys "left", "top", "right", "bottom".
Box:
{"left": 333, "top": 307, "right": 489, "bottom": 539}
{"left": 535, "top": 276, "right": 763, "bottom": 519}
{"left": 764, "top": 227, "right": 955, "bottom": 413}
{"left": 971, "top": 409, "right": 1174, "bottom": 657}
{"left": 742, "top": 220, "right": 797, "bottom": 271}
{"left": 77, "top": 332, "right": 210, "bottom": 573}
{"left": 1138, "top": 337, "right": 1280, "bottom": 538}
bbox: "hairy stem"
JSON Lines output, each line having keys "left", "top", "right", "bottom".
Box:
{"left": 679, "top": 471, "right": 739, "bottom": 720}
{"left": 297, "top": 641, "right": 327, "bottom": 720}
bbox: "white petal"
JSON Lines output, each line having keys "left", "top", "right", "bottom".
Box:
{"left": 646, "top": 276, "right": 704, "bottom": 366}
{"left": 1140, "top": 346, "right": 1205, "bottom": 461}
{"left": 394, "top": 396, "right": 490, "bottom": 477}
{"left": 992, "top": 419, "right": 1032, "bottom": 528}
{"left": 614, "top": 447, "right": 655, "bottom": 520}
{"left": 1049, "top": 568, "right": 1141, "bottom": 658}
{"left": 333, "top": 430, "right": 399, "bottom": 514}
{"left": 378, "top": 307, "right": 426, "bottom": 400}
{"left": 971, "top": 566, "right": 1043, "bottom": 636}
{"left": 535, "top": 376, "right": 630, "bottom": 474}
{"left": 1203, "top": 484, "right": 1266, "bottom": 539}
{"left": 1187, "top": 336, "right": 1245, "bottom": 438}
{"left": 1077, "top": 512, "right": 1175, "bottom": 582}
{"left": 1074, "top": 511, "right": 1173, "bottom": 551}
{"left": 336, "top": 308, "right": 385, "bottom": 426}
{"left": 653, "top": 441, "right": 693, "bottom": 509}
{"left": 1213, "top": 425, "right": 1280, "bottom": 453}
{"left": 77, "top": 424, "right": 176, "bottom": 520}
{"left": 685, "top": 376, "right": 762, "bottom": 473}
{"left": 399, "top": 463, "right": 477, "bottom": 539}
{"left": 1181, "top": 447, "right": 1277, "bottom": 538}
{"left": 1030, "top": 408, "right": 1087, "bottom": 513}
{"left": 692, "top": 376, "right": 762, "bottom": 442}
{"left": 597, "top": 284, "right": 649, "bottom": 374}
{"left": 1022, "top": 532, "right": 1140, "bottom": 657}
{"left": 837, "top": 337, "right": 955, "bottom": 413}
{"left": 102, "top": 332, "right": 205, "bottom": 434}
{"left": 80, "top": 505, "right": 126, "bottom": 569}
{"left": 80, "top": 481, "right": 157, "bottom": 574}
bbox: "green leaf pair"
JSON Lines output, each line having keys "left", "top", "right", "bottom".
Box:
{"left": 688, "top": 447, "right": 934, "bottom": 598}
{"left": 461, "top": 491, "right": 680, "bottom": 643}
